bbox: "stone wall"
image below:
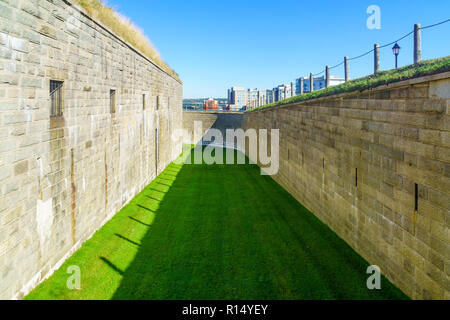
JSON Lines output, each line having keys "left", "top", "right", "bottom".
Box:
{"left": 0, "top": 0, "right": 182, "bottom": 299}
{"left": 182, "top": 111, "right": 244, "bottom": 145}
{"left": 243, "top": 72, "right": 449, "bottom": 300}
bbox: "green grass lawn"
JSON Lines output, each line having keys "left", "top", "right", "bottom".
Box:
{"left": 26, "top": 147, "right": 408, "bottom": 300}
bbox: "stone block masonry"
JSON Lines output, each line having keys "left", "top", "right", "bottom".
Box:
{"left": 182, "top": 111, "right": 244, "bottom": 145}
{"left": 0, "top": 0, "right": 182, "bottom": 299}
{"left": 244, "top": 72, "right": 450, "bottom": 300}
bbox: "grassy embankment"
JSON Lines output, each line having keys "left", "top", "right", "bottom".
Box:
{"left": 248, "top": 56, "right": 450, "bottom": 112}
{"left": 74, "top": 0, "right": 180, "bottom": 81}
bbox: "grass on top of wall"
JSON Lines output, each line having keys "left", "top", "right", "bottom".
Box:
{"left": 26, "top": 147, "right": 408, "bottom": 300}
{"left": 75, "top": 0, "right": 180, "bottom": 82}
{"left": 247, "top": 56, "right": 450, "bottom": 112}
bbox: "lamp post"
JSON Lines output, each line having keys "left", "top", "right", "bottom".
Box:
{"left": 392, "top": 43, "right": 401, "bottom": 69}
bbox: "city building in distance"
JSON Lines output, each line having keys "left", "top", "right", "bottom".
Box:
{"left": 204, "top": 98, "right": 219, "bottom": 111}
{"left": 258, "top": 90, "right": 266, "bottom": 107}
{"left": 227, "top": 87, "right": 247, "bottom": 111}
{"left": 247, "top": 88, "right": 259, "bottom": 109}
{"left": 295, "top": 75, "right": 345, "bottom": 95}
{"left": 266, "top": 89, "right": 274, "bottom": 104}
{"left": 183, "top": 98, "right": 204, "bottom": 110}
{"left": 183, "top": 98, "right": 227, "bottom": 111}
{"left": 227, "top": 75, "right": 344, "bottom": 111}
{"left": 228, "top": 75, "right": 343, "bottom": 110}
{"left": 274, "top": 83, "right": 294, "bottom": 102}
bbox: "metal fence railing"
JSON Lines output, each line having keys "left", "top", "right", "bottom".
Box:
{"left": 256, "top": 18, "right": 450, "bottom": 107}
{"left": 184, "top": 19, "right": 449, "bottom": 112}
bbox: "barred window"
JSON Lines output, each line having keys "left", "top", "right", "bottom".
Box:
{"left": 143, "top": 94, "right": 146, "bottom": 110}
{"left": 110, "top": 89, "right": 116, "bottom": 113}
{"left": 50, "top": 80, "right": 64, "bottom": 117}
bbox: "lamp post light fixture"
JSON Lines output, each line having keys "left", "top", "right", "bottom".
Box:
{"left": 392, "top": 42, "right": 401, "bottom": 69}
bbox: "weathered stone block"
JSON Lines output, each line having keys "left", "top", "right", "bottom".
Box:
{"left": 3, "top": 113, "right": 26, "bottom": 125}
{"left": 38, "top": 24, "right": 57, "bottom": 40}
{"left": 22, "top": 29, "right": 40, "bottom": 44}
{"left": 0, "top": 3, "right": 12, "bottom": 20}
{"left": 13, "top": 160, "right": 28, "bottom": 176}
{"left": 21, "top": 77, "right": 42, "bottom": 88}
{"left": 424, "top": 100, "right": 446, "bottom": 113}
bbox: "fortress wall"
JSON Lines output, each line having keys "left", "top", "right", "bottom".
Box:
{"left": 243, "top": 73, "right": 450, "bottom": 299}
{"left": 182, "top": 111, "right": 244, "bottom": 145}
{"left": 0, "top": 0, "right": 182, "bottom": 299}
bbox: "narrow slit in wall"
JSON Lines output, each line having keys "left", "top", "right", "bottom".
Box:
{"left": 414, "top": 183, "right": 418, "bottom": 211}
{"left": 413, "top": 183, "right": 419, "bottom": 235}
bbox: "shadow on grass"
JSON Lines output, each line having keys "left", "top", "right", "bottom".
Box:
{"left": 25, "top": 147, "right": 409, "bottom": 300}
{"left": 129, "top": 216, "right": 152, "bottom": 227}
{"left": 100, "top": 257, "right": 124, "bottom": 276}
{"left": 108, "top": 147, "right": 408, "bottom": 300}
{"left": 114, "top": 234, "right": 140, "bottom": 246}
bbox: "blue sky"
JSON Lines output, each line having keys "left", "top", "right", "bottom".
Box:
{"left": 107, "top": 0, "right": 450, "bottom": 98}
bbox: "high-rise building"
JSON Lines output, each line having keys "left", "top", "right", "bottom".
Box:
{"left": 296, "top": 78, "right": 306, "bottom": 95}
{"left": 257, "top": 90, "right": 266, "bottom": 107}
{"left": 266, "top": 89, "right": 274, "bottom": 104}
{"left": 247, "top": 88, "right": 258, "bottom": 109}
{"left": 274, "top": 84, "right": 293, "bottom": 102}
{"left": 274, "top": 86, "right": 280, "bottom": 102}
{"left": 286, "top": 83, "right": 293, "bottom": 99}
{"left": 227, "top": 87, "right": 247, "bottom": 111}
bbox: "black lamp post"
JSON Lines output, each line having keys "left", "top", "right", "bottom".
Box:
{"left": 392, "top": 43, "right": 401, "bottom": 69}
